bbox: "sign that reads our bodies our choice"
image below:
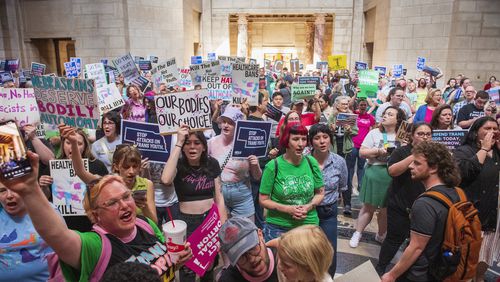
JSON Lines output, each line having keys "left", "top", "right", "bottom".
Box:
{"left": 0, "top": 88, "right": 40, "bottom": 126}
{"left": 155, "top": 89, "right": 212, "bottom": 135}
{"left": 232, "top": 120, "right": 272, "bottom": 159}
{"left": 32, "top": 76, "right": 99, "bottom": 129}
{"left": 231, "top": 63, "right": 259, "bottom": 106}
{"left": 121, "top": 120, "right": 171, "bottom": 163}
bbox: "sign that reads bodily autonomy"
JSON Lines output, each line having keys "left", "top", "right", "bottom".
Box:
{"left": 432, "top": 130, "right": 467, "bottom": 151}
{"left": 151, "top": 58, "right": 179, "bottom": 88}
{"left": 113, "top": 53, "right": 141, "bottom": 84}
{"left": 231, "top": 63, "right": 259, "bottom": 106}
{"left": 155, "top": 89, "right": 211, "bottom": 135}
{"left": 291, "top": 84, "right": 316, "bottom": 101}
{"left": 50, "top": 159, "right": 89, "bottom": 216}
{"left": 122, "top": 120, "right": 171, "bottom": 163}
{"left": 232, "top": 120, "right": 272, "bottom": 158}
{"left": 0, "top": 88, "right": 40, "bottom": 126}
{"left": 32, "top": 76, "right": 99, "bottom": 129}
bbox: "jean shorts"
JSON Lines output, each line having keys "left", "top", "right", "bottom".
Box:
{"left": 221, "top": 181, "right": 255, "bottom": 218}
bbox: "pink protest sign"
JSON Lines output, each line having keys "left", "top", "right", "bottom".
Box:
{"left": 185, "top": 204, "right": 221, "bottom": 277}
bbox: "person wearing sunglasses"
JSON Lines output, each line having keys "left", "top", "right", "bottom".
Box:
{"left": 0, "top": 153, "right": 192, "bottom": 281}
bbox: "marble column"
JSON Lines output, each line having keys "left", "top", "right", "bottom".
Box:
{"left": 313, "top": 14, "right": 326, "bottom": 63}
{"left": 305, "top": 22, "right": 314, "bottom": 65}
{"left": 237, "top": 14, "right": 248, "bottom": 58}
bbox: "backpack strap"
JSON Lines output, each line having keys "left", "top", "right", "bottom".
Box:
{"left": 270, "top": 158, "right": 278, "bottom": 198}
{"left": 422, "top": 190, "right": 455, "bottom": 209}
{"left": 135, "top": 217, "right": 155, "bottom": 235}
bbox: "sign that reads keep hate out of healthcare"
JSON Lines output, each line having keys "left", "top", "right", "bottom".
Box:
{"left": 232, "top": 120, "right": 272, "bottom": 159}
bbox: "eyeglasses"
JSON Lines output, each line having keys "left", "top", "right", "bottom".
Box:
{"left": 103, "top": 121, "right": 116, "bottom": 126}
{"left": 415, "top": 132, "right": 432, "bottom": 137}
{"left": 237, "top": 242, "right": 262, "bottom": 265}
{"left": 96, "top": 191, "right": 134, "bottom": 210}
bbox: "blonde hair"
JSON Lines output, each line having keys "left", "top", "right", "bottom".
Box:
{"left": 278, "top": 225, "right": 333, "bottom": 281}
{"left": 425, "top": 88, "right": 441, "bottom": 105}
{"left": 83, "top": 175, "right": 127, "bottom": 223}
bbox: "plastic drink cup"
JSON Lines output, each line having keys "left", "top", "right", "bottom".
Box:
{"left": 163, "top": 220, "right": 187, "bottom": 263}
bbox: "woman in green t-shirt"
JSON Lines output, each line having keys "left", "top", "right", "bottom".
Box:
{"left": 259, "top": 123, "right": 325, "bottom": 242}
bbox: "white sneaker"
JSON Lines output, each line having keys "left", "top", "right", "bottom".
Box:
{"left": 375, "top": 233, "right": 386, "bottom": 244}
{"left": 349, "top": 231, "right": 362, "bottom": 248}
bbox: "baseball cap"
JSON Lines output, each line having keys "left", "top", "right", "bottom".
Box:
{"left": 219, "top": 217, "right": 259, "bottom": 266}
{"left": 217, "top": 107, "right": 245, "bottom": 124}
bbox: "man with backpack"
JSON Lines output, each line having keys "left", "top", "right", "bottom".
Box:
{"left": 381, "top": 141, "right": 481, "bottom": 282}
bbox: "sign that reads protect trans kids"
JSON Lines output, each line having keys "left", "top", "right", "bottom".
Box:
{"left": 231, "top": 63, "right": 259, "bottom": 106}
{"left": 113, "top": 53, "right": 141, "bottom": 84}
{"left": 121, "top": 120, "right": 172, "bottom": 163}
{"left": 32, "top": 76, "right": 99, "bottom": 129}
{"left": 50, "top": 159, "right": 89, "bottom": 216}
{"left": 0, "top": 88, "right": 40, "bottom": 126}
{"left": 232, "top": 120, "right": 272, "bottom": 159}
{"left": 155, "top": 89, "right": 212, "bottom": 135}
{"left": 432, "top": 130, "right": 467, "bottom": 151}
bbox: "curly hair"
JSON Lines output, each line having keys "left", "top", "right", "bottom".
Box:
{"left": 412, "top": 141, "right": 461, "bottom": 187}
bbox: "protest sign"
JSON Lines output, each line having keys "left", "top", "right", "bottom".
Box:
{"left": 151, "top": 58, "right": 179, "bottom": 88}
{"left": 355, "top": 61, "right": 368, "bottom": 71}
{"left": 487, "top": 87, "right": 499, "bottom": 103}
{"left": 5, "top": 59, "right": 20, "bottom": 72}
{"left": 0, "top": 71, "right": 13, "bottom": 83}
{"left": 32, "top": 76, "right": 99, "bottom": 129}
{"left": 190, "top": 61, "right": 221, "bottom": 87}
{"left": 113, "top": 53, "right": 141, "bottom": 84}
{"left": 207, "top": 52, "right": 216, "bottom": 62}
{"left": 298, "top": 76, "right": 321, "bottom": 85}
{"left": 432, "top": 130, "right": 467, "bottom": 151}
{"left": 206, "top": 75, "right": 232, "bottom": 101}
{"left": 155, "top": 89, "right": 212, "bottom": 134}
{"left": 50, "top": 159, "right": 89, "bottom": 216}
{"left": 31, "top": 62, "right": 46, "bottom": 76}
{"left": 100, "top": 59, "right": 108, "bottom": 66}
{"left": 218, "top": 56, "right": 245, "bottom": 76}
{"left": 374, "top": 66, "right": 386, "bottom": 76}
{"left": 274, "top": 60, "right": 284, "bottom": 73}
{"left": 22, "top": 70, "right": 32, "bottom": 79}
{"left": 134, "top": 56, "right": 144, "bottom": 63}
{"left": 107, "top": 71, "right": 116, "bottom": 84}
{"left": 185, "top": 204, "right": 221, "bottom": 277}
{"left": 291, "top": 84, "right": 316, "bottom": 101}
{"left": 35, "top": 123, "right": 46, "bottom": 139}
{"left": 138, "top": 60, "right": 152, "bottom": 71}
{"left": 393, "top": 64, "right": 403, "bottom": 78}
{"left": 290, "top": 59, "right": 300, "bottom": 73}
{"left": 97, "top": 83, "right": 124, "bottom": 113}
{"left": 316, "top": 61, "right": 328, "bottom": 70}
{"left": 327, "top": 55, "right": 347, "bottom": 71}
{"left": 130, "top": 76, "right": 150, "bottom": 93}
{"left": 148, "top": 55, "right": 159, "bottom": 64}
{"left": 417, "top": 57, "right": 426, "bottom": 71}
{"left": 265, "top": 103, "right": 284, "bottom": 122}
{"left": 358, "top": 70, "right": 379, "bottom": 98}
{"left": 336, "top": 113, "right": 358, "bottom": 126}
{"left": 85, "top": 63, "right": 107, "bottom": 89}
{"left": 0, "top": 88, "right": 40, "bottom": 126}
{"left": 191, "top": 56, "right": 203, "bottom": 65}
{"left": 264, "top": 59, "right": 272, "bottom": 72}
{"left": 64, "top": 61, "right": 78, "bottom": 78}
{"left": 70, "top": 57, "right": 82, "bottom": 76}
{"left": 121, "top": 120, "right": 172, "bottom": 163}
{"left": 0, "top": 60, "right": 5, "bottom": 71}
{"left": 248, "top": 58, "right": 257, "bottom": 65}
{"left": 231, "top": 63, "right": 259, "bottom": 106}
{"left": 334, "top": 261, "right": 380, "bottom": 282}
{"left": 232, "top": 120, "right": 272, "bottom": 158}
{"left": 396, "top": 120, "right": 411, "bottom": 143}
{"left": 178, "top": 68, "right": 193, "bottom": 89}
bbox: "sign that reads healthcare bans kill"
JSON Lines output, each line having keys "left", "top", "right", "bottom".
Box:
{"left": 155, "top": 89, "right": 212, "bottom": 135}
{"left": 32, "top": 76, "right": 99, "bottom": 129}
{"left": 151, "top": 58, "right": 179, "bottom": 88}
{"left": 291, "top": 84, "right": 316, "bottom": 101}
{"left": 97, "top": 83, "right": 124, "bottom": 114}
{"left": 231, "top": 63, "right": 259, "bottom": 106}
{"left": 85, "top": 63, "right": 107, "bottom": 89}
{"left": 185, "top": 204, "right": 221, "bottom": 277}
{"left": 113, "top": 53, "right": 141, "bottom": 84}
{"left": 121, "top": 120, "right": 172, "bottom": 163}
{"left": 190, "top": 61, "right": 221, "bottom": 87}
{"left": 232, "top": 120, "right": 272, "bottom": 158}
{"left": 432, "top": 130, "right": 467, "bottom": 151}
{"left": 206, "top": 75, "right": 232, "bottom": 101}
{"left": 0, "top": 88, "right": 40, "bottom": 126}
{"left": 50, "top": 159, "right": 89, "bottom": 216}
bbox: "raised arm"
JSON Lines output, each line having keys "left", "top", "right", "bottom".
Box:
{"left": 161, "top": 125, "right": 189, "bottom": 185}
{"left": 23, "top": 124, "right": 55, "bottom": 165}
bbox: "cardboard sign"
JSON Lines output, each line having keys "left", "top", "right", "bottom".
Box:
{"left": 206, "top": 75, "right": 232, "bottom": 101}
{"left": 265, "top": 103, "right": 284, "bottom": 122}
{"left": 264, "top": 59, "right": 272, "bottom": 72}
{"left": 97, "top": 83, "right": 125, "bottom": 113}
{"left": 85, "top": 63, "right": 107, "bottom": 89}
{"left": 138, "top": 60, "right": 152, "bottom": 71}
{"left": 232, "top": 120, "right": 272, "bottom": 158}
{"left": 32, "top": 76, "right": 99, "bottom": 129}
{"left": 291, "top": 84, "right": 316, "bottom": 101}
{"left": 178, "top": 68, "right": 193, "bottom": 89}
{"left": 432, "top": 130, "right": 467, "bottom": 151}
{"left": 298, "top": 76, "right": 320, "bottom": 85}
{"left": 231, "top": 63, "right": 259, "bottom": 106}
{"left": 185, "top": 204, "right": 221, "bottom": 277}
{"left": 393, "top": 64, "right": 403, "bottom": 78}
{"left": 190, "top": 61, "right": 221, "bottom": 87}
{"left": 207, "top": 53, "right": 216, "bottom": 62}
{"left": 122, "top": 120, "right": 172, "bottom": 163}
{"left": 31, "top": 62, "right": 46, "bottom": 76}
{"left": 50, "top": 159, "right": 89, "bottom": 216}
{"left": 148, "top": 55, "right": 159, "bottom": 64}
{"left": 358, "top": 70, "right": 379, "bottom": 98}
{"left": 191, "top": 56, "right": 203, "bottom": 65}
{"left": 336, "top": 113, "right": 358, "bottom": 126}
{"left": 374, "top": 66, "right": 386, "bottom": 76}
{"left": 290, "top": 59, "right": 300, "bottom": 73}
{"left": 396, "top": 120, "right": 411, "bottom": 143}
{"left": 327, "top": 55, "right": 347, "bottom": 71}
{"left": 417, "top": 57, "right": 426, "bottom": 71}
{"left": 274, "top": 60, "right": 284, "bottom": 73}
{"left": 151, "top": 58, "right": 179, "bottom": 88}
{"left": 0, "top": 88, "right": 40, "bottom": 126}
{"left": 155, "top": 89, "right": 212, "bottom": 134}
{"left": 355, "top": 61, "right": 368, "bottom": 71}
{"left": 70, "top": 57, "right": 82, "bottom": 76}
{"left": 5, "top": 59, "right": 20, "bottom": 72}
{"left": 113, "top": 53, "right": 141, "bottom": 84}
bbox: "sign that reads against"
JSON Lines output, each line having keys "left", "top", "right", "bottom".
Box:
{"left": 417, "top": 57, "right": 426, "bottom": 71}
{"left": 178, "top": 68, "right": 193, "bottom": 89}
{"left": 374, "top": 66, "right": 386, "bottom": 76}
{"left": 155, "top": 89, "right": 212, "bottom": 135}
{"left": 298, "top": 76, "right": 321, "bottom": 86}
{"left": 355, "top": 61, "right": 368, "bottom": 71}
{"left": 291, "top": 84, "right": 316, "bottom": 101}
{"left": 85, "top": 63, "right": 107, "bottom": 89}
{"left": 231, "top": 63, "right": 259, "bottom": 106}
{"left": 327, "top": 55, "right": 347, "bottom": 71}
{"left": 113, "top": 53, "right": 141, "bottom": 84}
{"left": 190, "top": 61, "right": 221, "bottom": 87}
{"left": 393, "top": 64, "right": 403, "bottom": 78}
{"left": 31, "top": 62, "right": 46, "bottom": 76}
{"left": 185, "top": 204, "right": 221, "bottom": 277}
{"left": 232, "top": 120, "right": 272, "bottom": 158}
{"left": 50, "top": 159, "right": 89, "bottom": 216}
{"left": 32, "top": 76, "right": 99, "bottom": 129}
{"left": 0, "top": 88, "right": 40, "bottom": 126}
{"left": 122, "top": 120, "right": 172, "bottom": 163}
{"left": 358, "top": 70, "right": 380, "bottom": 98}
{"left": 432, "top": 130, "right": 467, "bottom": 151}
{"left": 151, "top": 58, "right": 179, "bottom": 88}
{"left": 206, "top": 75, "right": 232, "bottom": 101}
{"left": 97, "top": 83, "right": 125, "bottom": 114}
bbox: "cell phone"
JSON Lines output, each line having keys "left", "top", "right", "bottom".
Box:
{"left": 0, "top": 120, "right": 32, "bottom": 179}
{"left": 386, "top": 146, "right": 395, "bottom": 155}
{"left": 132, "top": 190, "right": 147, "bottom": 201}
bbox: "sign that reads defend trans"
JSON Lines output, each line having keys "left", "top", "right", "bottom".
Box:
{"left": 121, "top": 120, "right": 171, "bottom": 163}
{"left": 432, "top": 130, "right": 467, "bottom": 151}
{"left": 232, "top": 120, "right": 272, "bottom": 158}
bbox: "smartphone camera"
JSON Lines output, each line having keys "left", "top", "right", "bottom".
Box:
{"left": 0, "top": 120, "right": 32, "bottom": 179}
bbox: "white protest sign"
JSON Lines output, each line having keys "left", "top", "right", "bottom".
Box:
{"left": 97, "top": 83, "right": 125, "bottom": 114}
{"left": 218, "top": 56, "right": 245, "bottom": 76}
{"left": 151, "top": 58, "right": 179, "bottom": 88}
{"left": 206, "top": 75, "right": 232, "bottom": 101}
{"left": 231, "top": 63, "right": 259, "bottom": 106}
{"left": 155, "top": 89, "right": 212, "bottom": 134}
{"left": 190, "top": 61, "right": 221, "bottom": 87}
{"left": 112, "top": 53, "right": 141, "bottom": 84}
{"left": 50, "top": 159, "right": 89, "bottom": 216}
{"left": 85, "top": 63, "right": 107, "bottom": 89}
{"left": 0, "top": 88, "right": 40, "bottom": 126}
{"left": 178, "top": 68, "right": 193, "bottom": 89}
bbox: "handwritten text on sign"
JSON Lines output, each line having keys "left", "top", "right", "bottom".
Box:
{"left": 0, "top": 88, "right": 40, "bottom": 126}
{"left": 50, "top": 159, "right": 89, "bottom": 216}
{"left": 231, "top": 63, "right": 259, "bottom": 106}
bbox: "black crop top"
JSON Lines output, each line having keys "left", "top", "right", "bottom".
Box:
{"left": 174, "top": 157, "right": 221, "bottom": 202}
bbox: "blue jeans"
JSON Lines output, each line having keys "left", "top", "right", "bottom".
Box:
{"left": 264, "top": 223, "right": 291, "bottom": 242}
{"left": 317, "top": 202, "right": 338, "bottom": 277}
{"left": 345, "top": 147, "right": 367, "bottom": 206}
{"left": 222, "top": 181, "right": 255, "bottom": 218}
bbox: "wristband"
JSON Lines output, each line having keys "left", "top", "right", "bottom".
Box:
{"left": 480, "top": 148, "right": 491, "bottom": 152}
{"left": 175, "top": 144, "right": 183, "bottom": 148}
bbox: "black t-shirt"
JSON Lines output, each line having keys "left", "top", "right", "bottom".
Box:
{"left": 456, "top": 103, "right": 484, "bottom": 125}
{"left": 174, "top": 157, "right": 221, "bottom": 202}
{"left": 218, "top": 247, "right": 279, "bottom": 282}
{"left": 406, "top": 185, "right": 459, "bottom": 281}
{"left": 387, "top": 145, "right": 425, "bottom": 214}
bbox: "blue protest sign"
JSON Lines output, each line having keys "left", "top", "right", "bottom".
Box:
{"left": 5, "top": 59, "right": 20, "bottom": 72}
{"left": 232, "top": 120, "right": 272, "bottom": 158}
{"left": 417, "top": 57, "right": 426, "bottom": 71}
{"left": 191, "top": 56, "right": 203, "bottom": 65}
{"left": 374, "top": 66, "right": 386, "bottom": 76}
{"left": 298, "top": 76, "right": 321, "bottom": 85}
{"left": 64, "top": 61, "right": 78, "bottom": 78}
{"left": 393, "top": 64, "right": 403, "bottom": 78}
{"left": 70, "top": 57, "right": 82, "bottom": 75}
{"left": 207, "top": 53, "right": 216, "bottom": 62}
{"left": 432, "top": 130, "right": 467, "bottom": 151}
{"left": 121, "top": 120, "right": 172, "bottom": 163}
{"left": 138, "top": 60, "right": 152, "bottom": 71}
{"left": 355, "top": 61, "right": 368, "bottom": 71}
{"left": 101, "top": 59, "right": 108, "bottom": 66}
